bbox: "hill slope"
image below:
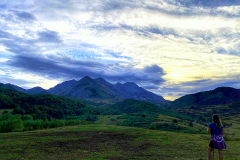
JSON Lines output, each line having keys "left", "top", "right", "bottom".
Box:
{"left": 48, "top": 76, "right": 166, "bottom": 104}
{"left": 25, "top": 87, "right": 48, "bottom": 95}
{"left": 172, "top": 87, "right": 240, "bottom": 107}
{"left": 100, "top": 99, "right": 193, "bottom": 121}
{"left": 0, "top": 88, "right": 98, "bottom": 120}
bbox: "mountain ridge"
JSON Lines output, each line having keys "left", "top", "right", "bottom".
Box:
{"left": 48, "top": 76, "right": 166, "bottom": 104}
{"left": 172, "top": 87, "right": 240, "bottom": 107}
{"left": 0, "top": 76, "right": 166, "bottom": 105}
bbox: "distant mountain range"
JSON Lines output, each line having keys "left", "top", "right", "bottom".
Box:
{"left": 2, "top": 78, "right": 240, "bottom": 107}
{"left": 0, "top": 83, "right": 48, "bottom": 95}
{"left": 172, "top": 87, "right": 240, "bottom": 107}
{"left": 48, "top": 76, "right": 166, "bottom": 104}
{"left": 0, "top": 76, "right": 166, "bottom": 105}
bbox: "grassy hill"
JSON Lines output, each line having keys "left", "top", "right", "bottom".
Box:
{"left": 0, "top": 88, "right": 99, "bottom": 120}
{"left": 0, "top": 114, "right": 239, "bottom": 160}
{"left": 100, "top": 99, "right": 194, "bottom": 121}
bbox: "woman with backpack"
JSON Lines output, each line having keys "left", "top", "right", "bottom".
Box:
{"left": 207, "top": 114, "right": 226, "bottom": 160}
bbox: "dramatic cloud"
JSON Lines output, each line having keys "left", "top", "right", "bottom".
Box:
{"left": 0, "top": 0, "right": 240, "bottom": 100}
{"left": 10, "top": 10, "right": 36, "bottom": 21}
{"left": 4, "top": 54, "right": 165, "bottom": 87}
{"left": 37, "top": 30, "right": 62, "bottom": 43}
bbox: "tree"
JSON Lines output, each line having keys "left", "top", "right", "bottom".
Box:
{"left": 189, "top": 122, "right": 193, "bottom": 127}
{"left": 172, "top": 119, "right": 178, "bottom": 123}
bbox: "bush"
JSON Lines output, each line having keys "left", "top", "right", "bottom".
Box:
{"left": 172, "top": 119, "right": 178, "bottom": 123}
{"left": 24, "top": 120, "right": 42, "bottom": 131}
{"left": 22, "top": 115, "right": 33, "bottom": 121}
{"left": 189, "top": 122, "right": 193, "bottom": 127}
{"left": 49, "top": 120, "right": 65, "bottom": 128}
{"left": 110, "top": 118, "right": 116, "bottom": 121}
{"left": 11, "top": 119, "right": 24, "bottom": 132}
{"left": 0, "top": 119, "right": 24, "bottom": 132}
{"left": 66, "top": 120, "right": 82, "bottom": 126}
{"left": 0, "top": 113, "right": 94, "bottom": 133}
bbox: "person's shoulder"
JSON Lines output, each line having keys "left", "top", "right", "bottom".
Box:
{"left": 208, "top": 122, "right": 214, "bottom": 128}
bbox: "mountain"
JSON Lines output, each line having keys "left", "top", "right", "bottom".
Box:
{"left": 0, "top": 76, "right": 166, "bottom": 105}
{"left": 25, "top": 87, "right": 48, "bottom": 95}
{"left": 0, "top": 83, "right": 47, "bottom": 95}
{"left": 48, "top": 76, "right": 122, "bottom": 103}
{"left": 115, "top": 82, "right": 165, "bottom": 105}
{"left": 0, "top": 83, "right": 16, "bottom": 90}
{"left": 8, "top": 84, "right": 27, "bottom": 93}
{"left": 48, "top": 76, "right": 166, "bottom": 104}
{"left": 48, "top": 79, "right": 77, "bottom": 94}
{"left": 172, "top": 87, "right": 240, "bottom": 107}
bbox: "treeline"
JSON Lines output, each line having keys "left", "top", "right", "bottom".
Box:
{"left": 100, "top": 99, "right": 205, "bottom": 134}
{"left": 0, "top": 88, "right": 99, "bottom": 120}
{"left": 100, "top": 99, "right": 194, "bottom": 121}
{"left": 0, "top": 113, "right": 93, "bottom": 133}
{"left": 229, "top": 101, "right": 240, "bottom": 109}
{"left": 116, "top": 112, "right": 206, "bottom": 134}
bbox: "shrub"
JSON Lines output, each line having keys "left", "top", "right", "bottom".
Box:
{"left": 189, "top": 122, "right": 193, "bottom": 127}
{"left": 0, "top": 119, "right": 24, "bottom": 132}
{"left": 22, "top": 115, "right": 33, "bottom": 121}
{"left": 172, "top": 119, "right": 178, "bottom": 123}
{"left": 11, "top": 119, "right": 24, "bottom": 132}
{"left": 110, "top": 118, "right": 116, "bottom": 121}
{"left": 49, "top": 120, "right": 65, "bottom": 128}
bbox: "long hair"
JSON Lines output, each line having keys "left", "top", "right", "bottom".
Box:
{"left": 212, "top": 114, "right": 222, "bottom": 128}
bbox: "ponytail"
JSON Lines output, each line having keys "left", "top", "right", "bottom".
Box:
{"left": 212, "top": 114, "right": 222, "bottom": 128}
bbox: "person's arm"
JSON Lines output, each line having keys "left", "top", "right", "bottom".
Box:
{"left": 221, "top": 129, "right": 223, "bottom": 135}
{"left": 208, "top": 127, "right": 211, "bottom": 134}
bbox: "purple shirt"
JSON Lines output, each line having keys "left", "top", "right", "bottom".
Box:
{"left": 208, "top": 123, "right": 223, "bottom": 136}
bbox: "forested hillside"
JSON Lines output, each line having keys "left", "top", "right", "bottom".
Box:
{"left": 172, "top": 87, "right": 240, "bottom": 108}
{"left": 0, "top": 88, "right": 99, "bottom": 120}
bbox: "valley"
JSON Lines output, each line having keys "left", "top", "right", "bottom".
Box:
{"left": 0, "top": 114, "right": 239, "bottom": 160}
{"left": 0, "top": 79, "right": 240, "bottom": 159}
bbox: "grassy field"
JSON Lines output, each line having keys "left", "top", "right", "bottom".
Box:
{"left": 0, "top": 115, "right": 239, "bottom": 160}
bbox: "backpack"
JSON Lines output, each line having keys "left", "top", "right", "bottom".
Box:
{"left": 211, "top": 134, "right": 227, "bottom": 149}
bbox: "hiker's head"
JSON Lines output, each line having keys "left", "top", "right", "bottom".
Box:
{"left": 212, "top": 114, "right": 222, "bottom": 128}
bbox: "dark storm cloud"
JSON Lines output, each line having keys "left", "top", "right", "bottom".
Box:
{"left": 4, "top": 54, "right": 165, "bottom": 85}
{"left": 142, "top": 85, "right": 159, "bottom": 89}
{"left": 4, "top": 55, "right": 104, "bottom": 79}
{"left": 175, "top": 0, "right": 240, "bottom": 7}
{"left": 195, "top": 79, "right": 211, "bottom": 83}
{"left": 0, "top": 28, "right": 165, "bottom": 85}
{"left": 0, "top": 77, "right": 33, "bottom": 87}
{"left": 165, "top": 79, "right": 240, "bottom": 99}
{"left": 144, "top": 65, "right": 164, "bottom": 74}
{"left": 0, "top": 30, "right": 15, "bottom": 39}
{"left": 37, "top": 30, "right": 62, "bottom": 43}
{"left": 10, "top": 10, "right": 36, "bottom": 20}
{"left": 0, "top": 29, "right": 62, "bottom": 56}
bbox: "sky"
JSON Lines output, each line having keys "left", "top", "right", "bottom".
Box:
{"left": 0, "top": 0, "right": 240, "bottom": 100}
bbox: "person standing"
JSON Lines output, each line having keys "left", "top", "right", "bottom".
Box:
{"left": 207, "top": 114, "right": 226, "bottom": 160}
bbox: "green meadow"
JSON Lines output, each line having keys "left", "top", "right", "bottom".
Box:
{"left": 0, "top": 114, "right": 239, "bottom": 160}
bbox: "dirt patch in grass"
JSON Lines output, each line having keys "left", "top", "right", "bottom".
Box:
{"left": 43, "top": 131, "right": 151, "bottom": 154}
{"left": 1, "top": 131, "right": 152, "bottom": 160}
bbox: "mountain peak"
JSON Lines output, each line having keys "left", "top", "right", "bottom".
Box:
{"left": 81, "top": 76, "right": 92, "bottom": 81}
{"left": 31, "top": 87, "right": 44, "bottom": 89}
{"left": 124, "top": 82, "right": 139, "bottom": 87}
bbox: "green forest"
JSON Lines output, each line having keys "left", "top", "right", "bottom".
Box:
{"left": 0, "top": 88, "right": 212, "bottom": 134}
